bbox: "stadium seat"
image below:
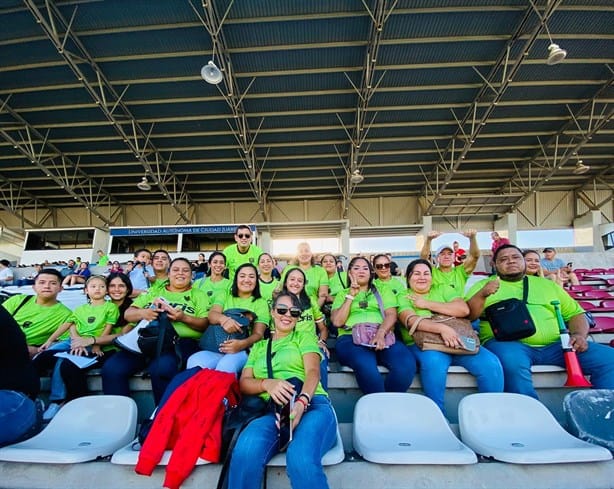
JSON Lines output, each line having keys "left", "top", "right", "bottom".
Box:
{"left": 111, "top": 439, "right": 210, "bottom": 466}
{"left": 458, "top": 393, "right": 612, "bottom": 464}
{"left": 573, "top": 269, "right": 590, "bottom": 274}
{"left": 563, "top": 389, "right": 614, "bottom": 452}
{"left": 268, "top": 409, "right": 345, "bottom": 466}
{"left": 577, "top": 301, "right": 596, "bottom": 311}
{"left": 589, "top": 268, "right": 607, "bottom": 274}
{"left": 353, "top": 393, "right": 477, "bottom": 464}
{"left": 0, "top": 395, "right": 137, "bottom": 463}
{"left": 593, "top": 316, "right": 614, "bottom": 333}
{"left": 596, "top": 300, "right": 614, "bottom": 312}
{"left": 582, "top": 290, "right": 613, "bottom": 299}
{"left": 569, "top": 285, "right": 594, "bottom": 293}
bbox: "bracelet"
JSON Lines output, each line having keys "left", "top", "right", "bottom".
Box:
{"left": 91, "top": 336, "right": 97, "bottom": 345}
{"left": 298, "top": 392, "right": 311, "bottom": 404}
{"left": 296, "top": 397, "right": 309, "bottom": 410}
{"left": 345, "top": 294, "right": 355, "bottom": 301}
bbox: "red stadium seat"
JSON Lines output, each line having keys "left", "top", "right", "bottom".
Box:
{"left": 577, "top": 301, "right": 596, "bottom": 311}
{"left": 569, "top": 285, "right": 594, "bottom": 293}
{"left": 573, "top": 268, "right": 590, "bottom": 273}
{"left": 593, "top": 316, "right": 614, "bottom": 333}
{"left": 582, "top": 290, "right": 613, "bottom": 299}
{"left": 595, "top": 300, "right": 614, "bottom": 313}
{"left": 589, "top": 268, "right": 607, "bottom": 274}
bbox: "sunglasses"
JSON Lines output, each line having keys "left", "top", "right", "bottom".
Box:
{"left": 374, "top": 263, "right": 390, "bottom": 270}
{"left": 236, "top": 233, "right": 251, "bottom": 239}
{"left": 275, "top": 306, "right": 302, "bottom": 318}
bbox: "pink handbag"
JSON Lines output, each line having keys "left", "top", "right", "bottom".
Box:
{"left": 349, "top": 288, "right": 396, "bottom": 348}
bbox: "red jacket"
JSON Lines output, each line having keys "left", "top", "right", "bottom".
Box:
{"left": 135, "top": 368, "right": 240, "bottom": 489}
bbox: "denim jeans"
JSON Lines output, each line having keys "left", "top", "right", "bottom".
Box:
{"left": 228, "top": 395, "right": 336, "bottom": 489}
{"left": 102, "top": 338, "right": 199, "bottom": 404}
{"left": 319, "top": 347, "right": 329, "bottom": 391}
{"left": 335, "top": 334, "right": 416, "bottom": 394}
{"left": 186, "top": 350, "right": 248, "bottom": 375}
{"left": 409, "top": 344, "right": 504, "bottom": 413}
{"left": 0, "top": 390, "right": 40, "bottom": 447}
{"left": 485, "top": 339, "right": 614, "bottom": 398}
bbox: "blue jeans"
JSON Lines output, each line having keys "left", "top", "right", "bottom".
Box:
{"left": 0, "top": 390, "right": 40, "bottom": 447}
{"left": 409, "top": 344, "right": 504, "bottom": 413}
{"left": 485, "top": 339, "right": 614, "bottom": 398}
{"left": 186, "top": 350, "right": 248, "bottom": 375}
{"left": 335, "top": 334, "right": 416, "bottom": 394}
{"left": 102, "top": 338, "right": 199, "bottom": 404}
{"left": 228, "top": 395, "right": 336, "bottom": 489}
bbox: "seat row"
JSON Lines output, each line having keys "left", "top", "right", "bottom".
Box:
{"left": 1, "top": 391, "right": 612, "bottom": 467}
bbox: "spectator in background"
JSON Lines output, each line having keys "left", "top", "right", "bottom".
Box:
{"left": 223, "top": 225, "right": 263, "bottom": 281}
{"left": 453, "top": 241, "right": 467, "bottom": 266}
{"left": 523, "top": 250, "right": 545, "bottom": 278}
{"left": 61, "top": 261, "right": 91, "bottom": 287}
{"left": 108, "top": 260, "right": 123, "bottom": 274}
{"left": 16, "top": 264, "right": 42, "bottom": 287}
{"left": 490, "top": 232, "right": 510, "bottom": 257}
{"left": 128, "top": 248, "right": 154, "bottom": 295}
{"left": 386, "top": 253, "right": 400, "bottom": 276}
{"left": 192, "top": 252, "right": 208, "bottom": 280}
{"left": 96, "top": 249, "right": 110, "bottom": 267}
{"left": 60, "top": 259, "right": 76, "bottom": 278}
{"left": 541, "top": 247, "right": 579, "bottom": 286}
{"left": 0, "top": 259, "right": 14, "bottom": 286}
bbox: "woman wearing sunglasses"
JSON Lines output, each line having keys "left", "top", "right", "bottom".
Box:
{"left": 331, "top": 256, "right": 416, "bottom": 394}
{"left": 228, "top": 293, "right": 336, "bottom": 489}
{"left": 279, "top": 267, "right": 329, "bottom": 390}
{"left": 397, "top": 259, "right": 503, "bottom": 414}
{"left": 188, "top": 263, "right": 270, "bottom": 374}
{"left": 372, "top": 254, "right": 407, "bottom": 299}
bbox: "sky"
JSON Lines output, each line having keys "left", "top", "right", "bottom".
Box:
{"left": 271, "top": 229, "right": 575, "bottom": 255}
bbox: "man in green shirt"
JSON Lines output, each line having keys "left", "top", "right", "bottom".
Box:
{"left": 223, "top": 225, "right": 263, "bottom": 280}
{"left": 2, "top": 269, "right": 72, "bottom": 357}
{"left": 96, "top": 249, "right": 110, "bottom": 267}
{"left": 420, "top": 229, "right": 480, "bottom": 291}
{"left": 466, "top": 244, "right": 614, "bottom": 398}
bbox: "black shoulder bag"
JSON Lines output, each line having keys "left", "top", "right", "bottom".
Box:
{"left": 484, "top": 276, "right": 537, "bottom": 341}
{"left": 136, "top": 312, "right": 179, "bottom": 359}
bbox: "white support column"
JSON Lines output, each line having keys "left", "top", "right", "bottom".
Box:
{"left": 574, "top": 210, "right": 602, "bottom": 251}
{"left": 340, "top": 225, "right": 350, "bottom": 258}
{"left": 258, "top": 229, "right": 271, "bottom": 253}
{"left": 494, "top": 213, "right": 517, "bottom": 244}
{"left": 416, "top": 215, "right": 433, "bottom": 253}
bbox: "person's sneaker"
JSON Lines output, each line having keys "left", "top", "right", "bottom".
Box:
{"left": 42, "top": 402, "right": 62, "bottom": 421}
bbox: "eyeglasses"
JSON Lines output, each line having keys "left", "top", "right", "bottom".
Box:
{"left": 275, "top": 306, "right": 302, "bottom": 318}
{"left": 374, "top": 263, "right": 390, "bottom": 270}
{"left": 236, "top": 233, "right": 251, "bottom": 239}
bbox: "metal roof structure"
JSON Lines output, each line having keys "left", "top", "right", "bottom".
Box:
{"left": 0, "top": 0, "right": 612, "bottom": 226}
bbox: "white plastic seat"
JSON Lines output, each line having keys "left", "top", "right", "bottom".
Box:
{"left": 111, "top": 439, "right": 210, "bottom": 466}
{"left": 353, "top": 393, "right": 477, "bottom": 464}
{"left": 458, "top": 393, "right": 613, "bottom": 464}
{"left": 0, "top": 395, "right": 137, "bottom": 463}
{"left": 267, "top": 413, "right": 345, "bottom": 467}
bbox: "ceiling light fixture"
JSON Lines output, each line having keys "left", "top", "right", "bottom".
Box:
{"left": 572, "top": 159, "right": 590, "bottom": 175}
{"left": 543, "top": 23, "right": 567, "bottom": 65}
{"left": 350, "top": 169, "right": 364, "bottom": 184}
{"left": 137, "top": 176, "right": 151, "bottom": 191}
{"left": 201, "top": 60, "right": 223, "bottom": 84}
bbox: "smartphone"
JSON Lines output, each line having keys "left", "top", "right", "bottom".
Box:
{"left": 459, "top": 335, "right": 477, "bottom": 352}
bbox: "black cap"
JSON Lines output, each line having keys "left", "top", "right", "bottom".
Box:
{"left": 542, "top": 247, "right": 555, "bottom": 253}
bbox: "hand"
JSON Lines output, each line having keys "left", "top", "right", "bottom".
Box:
{"left": 348, "top": 274, "right": 360, "bottom": 296}
{"left": 290, "top": 401, "right": 307, "bottom": 430}
{"left": 91, "top": 345, "right": 104, "bottom": 357}
{"left": 427, "top": 230, "right": 442, "bottom": 239}
{"left": 221, "top": 316, "right": 243, "bottom": 334}
{"left": 262, "top": 378, "right": 296, "bottom": 405}
{"left": 38, "top": 340, "right": 52, "bottom": 352}
{"left": 319, "top": 342, "right": 330, "bottom": 359}
{"left": 569, "top": 334, "right": 588, "bottom": 353}
{"left": 407, "top": 294, "right": 428, "bottom": 310}
{"left": 70, "top": 346, "right": 88, "bottom": 356}
{"left": 164, "top": 305, "right": 185, "bottom": 322}
{"left": 439, "top": 325, "right": 463, "bottom": 349}
{"left": 462, "top": 229, "right": 477, "bottom": 238}
{"left": 71, "top": 336, "right": 92, "bottom": 349}
{"left": 480, "top": 278, "right": 500, "bottom": 297}
{"left": 141, "top": 308, "right": 159, "bottom": 321}
{"left": 373, "top": 328, "right": 388, "bottom": 351}
{"left": 219, "top": 339, "right": 245, "bottom": 354}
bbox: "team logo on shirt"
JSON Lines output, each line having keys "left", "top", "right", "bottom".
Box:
{"left": 207, "top": 291, "right": 213, "bottom": 296}
{"left": 21, "top": 321, "right": 32, "bottom": 329}
{"left": 88, "top": 316, "right": 95, "bottom": 323}
{"left": 249, "top": 258, "right": 254, "bottom": 263}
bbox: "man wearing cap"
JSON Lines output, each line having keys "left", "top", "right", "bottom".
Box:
{"left": 223, "top": 225, "right": 263, "bottom": 281}
{"left": 420, "top": 230, "right": 480, "bottom": 291}
{"left": 541, "top": 247, "right": 579, "bottom": 286}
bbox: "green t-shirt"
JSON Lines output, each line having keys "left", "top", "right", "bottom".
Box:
{"left": 331, "top": 284, "right": 397, "bottom": 337}
{"left": 295, "top": 296, "right": 324, "bottom": 336}
{"left": 60, "top": 301, "right": 120, "bottom": 339}
{"left": 327, "top": 270, "right": 347, "bottom": 297}
{"left": 432, "top": 266, "right": 469, "bottom": 292}
{"left": 2, "top": 295, "right": 72, "bottom": 346}
{"left": 374, "top": 276, "right": 407, "bottom": 299}
{"left": 222, "top": 243, "right": 263, "bottom": 280}
{"left": 465, "top": 275, "right": 585, "bottom": 346}
{"left": 245, "top": 332, "right": 326, "bottom": 401}
{"left": 97, "top": 254, "right": 110, "bottom": 266}
{"left": 258, "top": 278, "right": 280, "bottom": 308}
{"left": 133, "top": 286, "right": 211, "bottom": 339}
{"left": 397, "top": 286, "right": 461, "bottom": 345}
{"left": 193, "top": 276, "right": 232, "bottom": 302}
{"left": 213, "top": 290, "right": 271, "bottom": 328}
{"left": 149, "top": 278, "right": 169, "bottom": 293}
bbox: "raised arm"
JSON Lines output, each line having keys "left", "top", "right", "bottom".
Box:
{"left": 467, "top": 278, "right": 500, "bottom": 320}
{"left": 462, "top": 229, "right": 480, "bottom": 274}
{"left": 420, "top": 231, "right": 441, "bottom": 260}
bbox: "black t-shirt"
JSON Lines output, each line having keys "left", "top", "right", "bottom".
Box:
{"left": 0, "top": 307, "right": 39, "bottom": 398}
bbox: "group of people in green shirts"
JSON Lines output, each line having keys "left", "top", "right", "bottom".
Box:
{"left": 3, "top": 224, "right": 614, "bottom": 489}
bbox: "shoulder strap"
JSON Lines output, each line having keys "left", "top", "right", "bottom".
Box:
{"left": 266, "top": 337, "right": 274, "bottom": 378}
{"left": 522, "top": 275, "right": 529, "bottom": 303}
{"left": 13, "top": 294, "right": 33, "bottom": 317}
{"left": 372, "top": 287, "right": 386, "bottom": 318}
